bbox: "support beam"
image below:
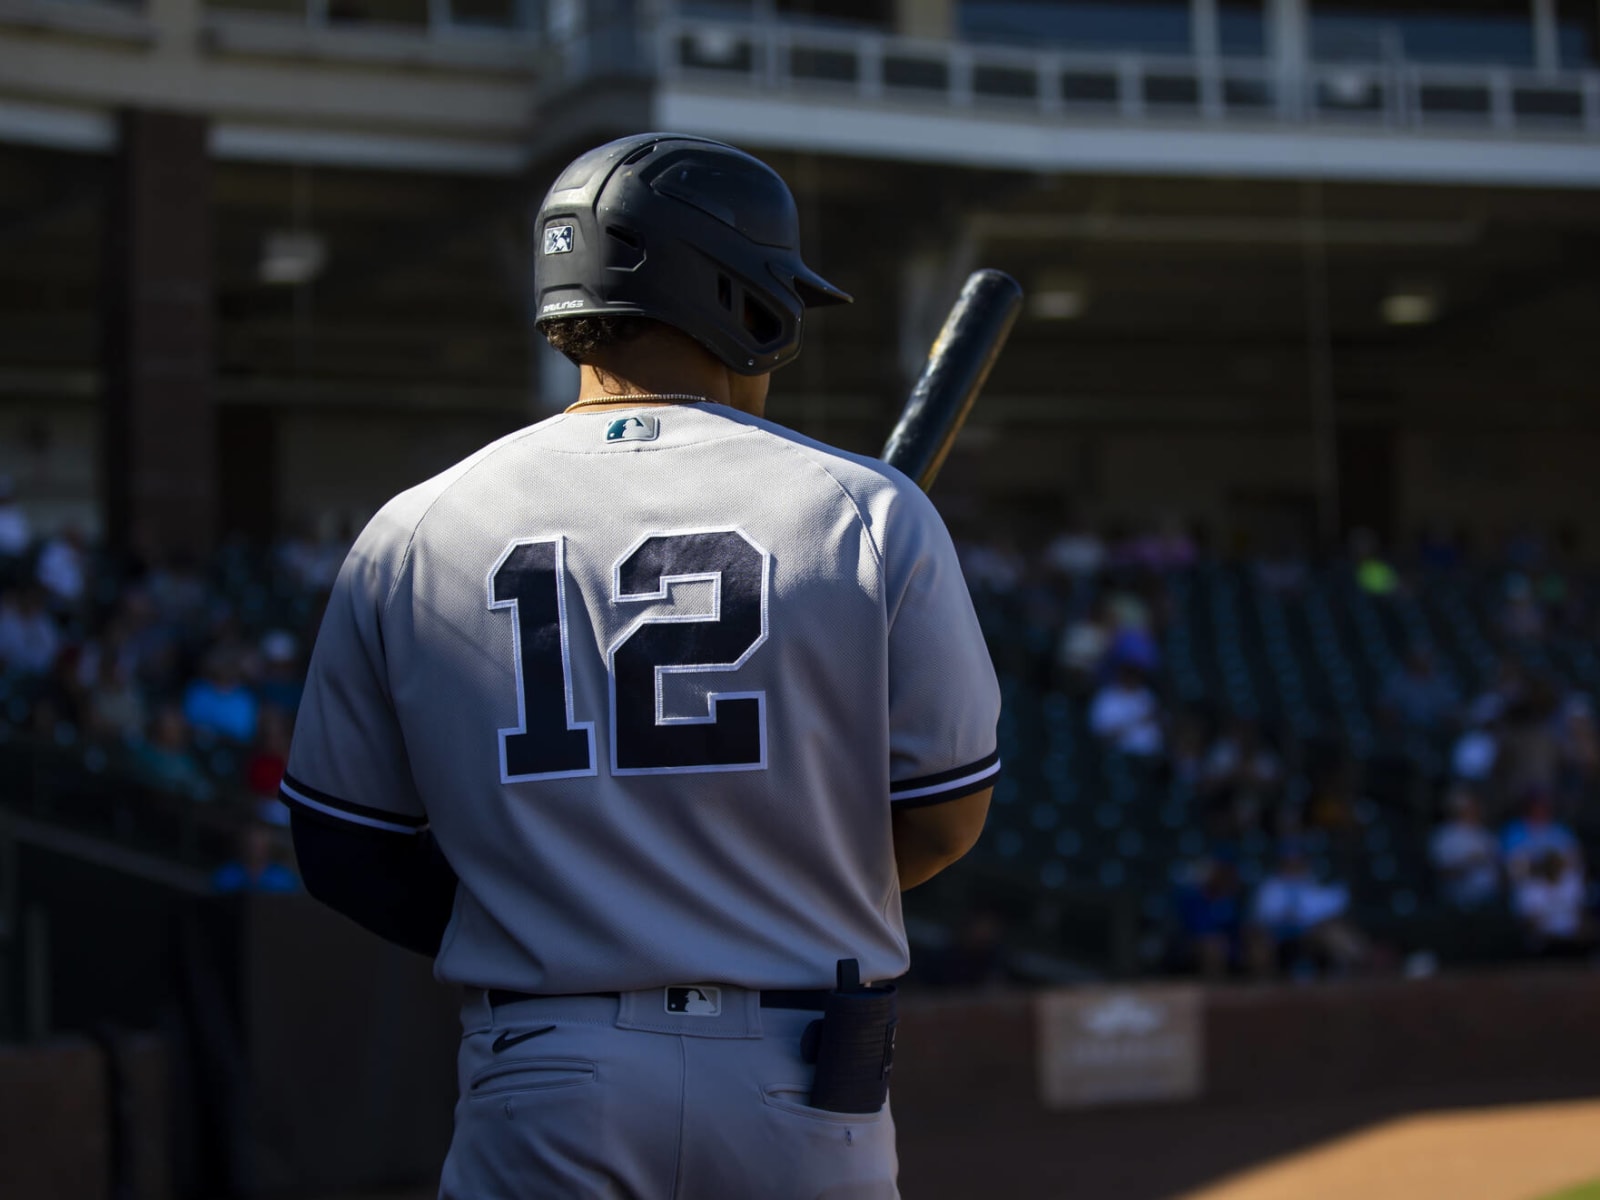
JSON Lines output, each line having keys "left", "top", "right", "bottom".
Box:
{"left": 102, "top": 109, "right": 216, "bottom": 560}
{"left": 1267, "top": 0, "right": 1309, "bottom": 119}
{"left": 1192, "top": 0, "right": 1222, "bottom": 118}
{"left": 1192, "top": 0, "right": 1221, "bottom": 61}
{"left": 1533, "top": 0, "right": 1559, "bottom": 75}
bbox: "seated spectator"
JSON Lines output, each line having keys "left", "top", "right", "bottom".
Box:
{"left": 246, "top": 705, "right": 293, "bottom": 827}
{"left": 1500, "top": 677, "right": 1563, "bottom": 799}
{"left": 183, "top": 647, "right": 259, "bottom": 744}
{"left": 1499, "top": 575, "right": 1545, "bottom": 642}
{"left": 1380, "top": 648, "right": 1458, "bottom": 734}
{"left": 1117, "top": 520, "right": 1197, "bottom": 573}
{"left": 1511, "top": 849, "right": 1595, "bottom": 959}
{"left": 1089, "top": 663, "right": 1164, "bottom": 758}
{"left": 146, "top": 557, "right": 208, "bottom": 626}
{"left": 957, "top": 539, "right": 1024, "bottom": 594}
{"left": 135, "top": 706, "right": 214, "bottom": 802}
{"left": 1451, "top": 712, "right": 1500, "bottom": 785}
{"left": 1247, "top": 843, "right": 1368, "bottom": 979}
{"left": 0, "top": 585, "right": 59, "bottom": 675}
{"left": 1468, "top": 656, "right": 1528, "bottom": 727}
{"left": 1096, "top": 585, "right": 1162, "bottom": 685}
{"left": 1042, "top": 522, "right": 1105, "bottom": 580}
{"left": 1556, "top": 694, "right": 1600, "bottom": 807}
{"left": 1105, "top": 587, "right": 1154, "bottom": 640}
{"left": 1172, "top": 854, "right": 1243, "bottom": 979}
{"left": 0, "top": 474, "right": 30, "bottom": 566}
{"left": 213, "top": 824, "right": 299, "bottom": 894}
{"left": 1502, "top": 789, "right": 1583, "bottom": 883}
{"left": 1351, "top": 529, "right": 1398, "bottom": 596}
{"left": 35, "top": 527, "right": 87, "bottom": 609}
{"left": 277, "top": 523, "right": 348, "bottom": 592}
{"left": 255, "top": 630, "right": 304, "bottom": 713}
{"left": 1201, "top": 719, "right": 1284, "bottom": 834}
{"left": 1429, "top": 786, "right": 1501, "bottom": 910}
{"left": 85, "top": 653, "right": 147, "bottom": 746}
{"left": 1054, "top": 602, "right": 1109, "bottom": 693}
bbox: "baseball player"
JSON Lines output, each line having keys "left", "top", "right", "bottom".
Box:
{"left": 282, "top": 133, "right": 1001, "bottom": 1199}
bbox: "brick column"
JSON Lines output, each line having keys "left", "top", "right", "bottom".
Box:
{"left": 102, "top": 109, "right": 215, "bottom": 561}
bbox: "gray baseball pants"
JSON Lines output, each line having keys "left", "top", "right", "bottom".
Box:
{"left": 439, "top": 986, "right": 900, "bottom": 1200}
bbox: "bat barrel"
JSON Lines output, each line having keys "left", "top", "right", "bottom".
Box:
{"left": 882, "top": 268, "right": 1024, "bottom": 491}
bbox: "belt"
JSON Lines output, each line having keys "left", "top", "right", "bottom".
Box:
{"left": 487, "top": 988, "right": 831, "bottom": 1012}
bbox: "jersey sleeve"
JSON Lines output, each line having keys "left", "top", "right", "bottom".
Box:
{"left": 280, "top": 506, "right": 428, "bottom": 835}
{"left": 883, "top": 485, "right": 1002, "bottom": 808}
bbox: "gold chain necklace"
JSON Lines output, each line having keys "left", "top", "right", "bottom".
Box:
{"left": 563, "top": 392, "right": 713, "bottom": 414}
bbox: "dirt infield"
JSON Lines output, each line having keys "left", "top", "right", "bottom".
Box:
{"left": 1181, "top": 1099, "right": 1600, "bottom": 1200}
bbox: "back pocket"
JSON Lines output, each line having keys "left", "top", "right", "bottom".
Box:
{"left": 762, "top": 1083, "right": 887, "bottom": 1125}
{"left": 469, "top": 1059, "right": 596, "bottom": 1099}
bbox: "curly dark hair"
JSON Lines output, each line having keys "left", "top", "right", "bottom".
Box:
{"left": 540, "top": 315, "right": 657, "bottom": 366}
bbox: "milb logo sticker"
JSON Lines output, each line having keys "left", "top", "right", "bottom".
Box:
{"left": 543, "top": 225, "right": 574, "bottom": 255}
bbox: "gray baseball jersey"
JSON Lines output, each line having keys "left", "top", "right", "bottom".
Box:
{"left": 280, "top": 402, "right": 1000, "bottom": 994}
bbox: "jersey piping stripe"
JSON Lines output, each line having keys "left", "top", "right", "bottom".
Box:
{"left": 889, "top": 750, "right": 1002, "bottom": 804}
{"left": 890, "top": 749, "right": 1000, "bottom": 797}
{"left": 279, "top": 773, "right": 428, "bottom": 835}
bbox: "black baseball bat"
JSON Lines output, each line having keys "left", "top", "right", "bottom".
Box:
{"left": 881, "top": 268, "right": 1024, "bottom": 492}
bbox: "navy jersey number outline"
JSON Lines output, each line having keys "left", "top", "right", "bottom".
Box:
{"left": 487, "top": 528, "right": 769, "bottom": 779}
{"left": 487, "top": 537, "right": 598, "bottom": 782}
{"left": 608, "top": 529, "right": 769, "bottom": 775}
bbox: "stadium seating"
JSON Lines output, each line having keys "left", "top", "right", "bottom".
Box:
{"left": 905, "top": 559, "right": 1599, "bottom": 979}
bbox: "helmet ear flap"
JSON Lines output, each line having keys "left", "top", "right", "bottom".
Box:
{"left": 714, "top": 272, "right": 785, "bottom": 352}
{"left": 741, "top": 294, "right": 783, "bottom": 347}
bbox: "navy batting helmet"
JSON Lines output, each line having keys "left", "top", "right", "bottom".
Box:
{"left": 533, "top": 133, "right": 852, "bottom": 376}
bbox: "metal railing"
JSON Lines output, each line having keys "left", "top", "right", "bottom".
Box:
{"left": 8, "top": 0, "right": 1597, "bottom": 140}
{"left": 626, "top": 15, "right": 1600, "bottom": 138}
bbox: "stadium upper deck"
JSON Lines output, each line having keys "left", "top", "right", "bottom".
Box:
{"left": 1, "top": 1, "right": 1598, "bottom": 557}
{"left": 2, "top": 0, "right": 1598, "bottom": 184}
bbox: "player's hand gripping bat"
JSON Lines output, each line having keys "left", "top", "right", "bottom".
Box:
{"left": 881, "top": 269, "right": 1024, "bottom": 492}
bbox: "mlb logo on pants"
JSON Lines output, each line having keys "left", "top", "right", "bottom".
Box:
{"left": 665, "top": 986, "right": 721, "bottom": 1016}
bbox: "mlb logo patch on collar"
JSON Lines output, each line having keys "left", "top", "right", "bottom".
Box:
{"left": 605, "top": 415, "right": 660, "bottom": 444}
{"left": 664, "top": 986, "right": 721, "bottom": 1016}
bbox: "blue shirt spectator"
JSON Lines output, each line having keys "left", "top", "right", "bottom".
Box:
{"left": 213, "top": 824, "right": 299, "bottom": 893}
{"left": 1502, "top": 792, "right": 1582, "bottom": 881}
{"left": 184, "top": 649, "right": 260, "bottom": 743}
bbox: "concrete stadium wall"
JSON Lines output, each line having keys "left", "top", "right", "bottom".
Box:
{"left": 894, "top": 971, "right": 1600, "bottom": 1199}
{"left": 0, "top": 1034, "right": 170, "bottom": 1200}
{"left": 9, "top": 891, "right": 1600, "bottom": 1200}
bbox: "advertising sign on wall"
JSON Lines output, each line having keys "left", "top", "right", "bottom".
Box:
{"left": 1035, "top": 986, "right": 1204, "bottom": 1108}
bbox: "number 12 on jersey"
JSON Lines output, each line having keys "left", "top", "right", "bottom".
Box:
{"left": 487, "top": 529, "right": 769, "bottom": 781}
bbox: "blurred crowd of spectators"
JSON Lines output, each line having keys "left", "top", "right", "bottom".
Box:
{"left": 0, "top": 477, "right": 347, "bottom": 892}
{"left": 955, "top": 518, "right": 1600, "bottom": 981}
{"left": 6, "top": 468, "right": 1599, "bottom": 972}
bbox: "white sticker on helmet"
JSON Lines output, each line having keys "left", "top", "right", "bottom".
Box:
{"left": 544, "top": 225, "right": 575, "bottom": 255}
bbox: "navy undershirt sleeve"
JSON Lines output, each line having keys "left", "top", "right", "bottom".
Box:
{"left": 290, "top": 807, "right": 460, "bottom": 959}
